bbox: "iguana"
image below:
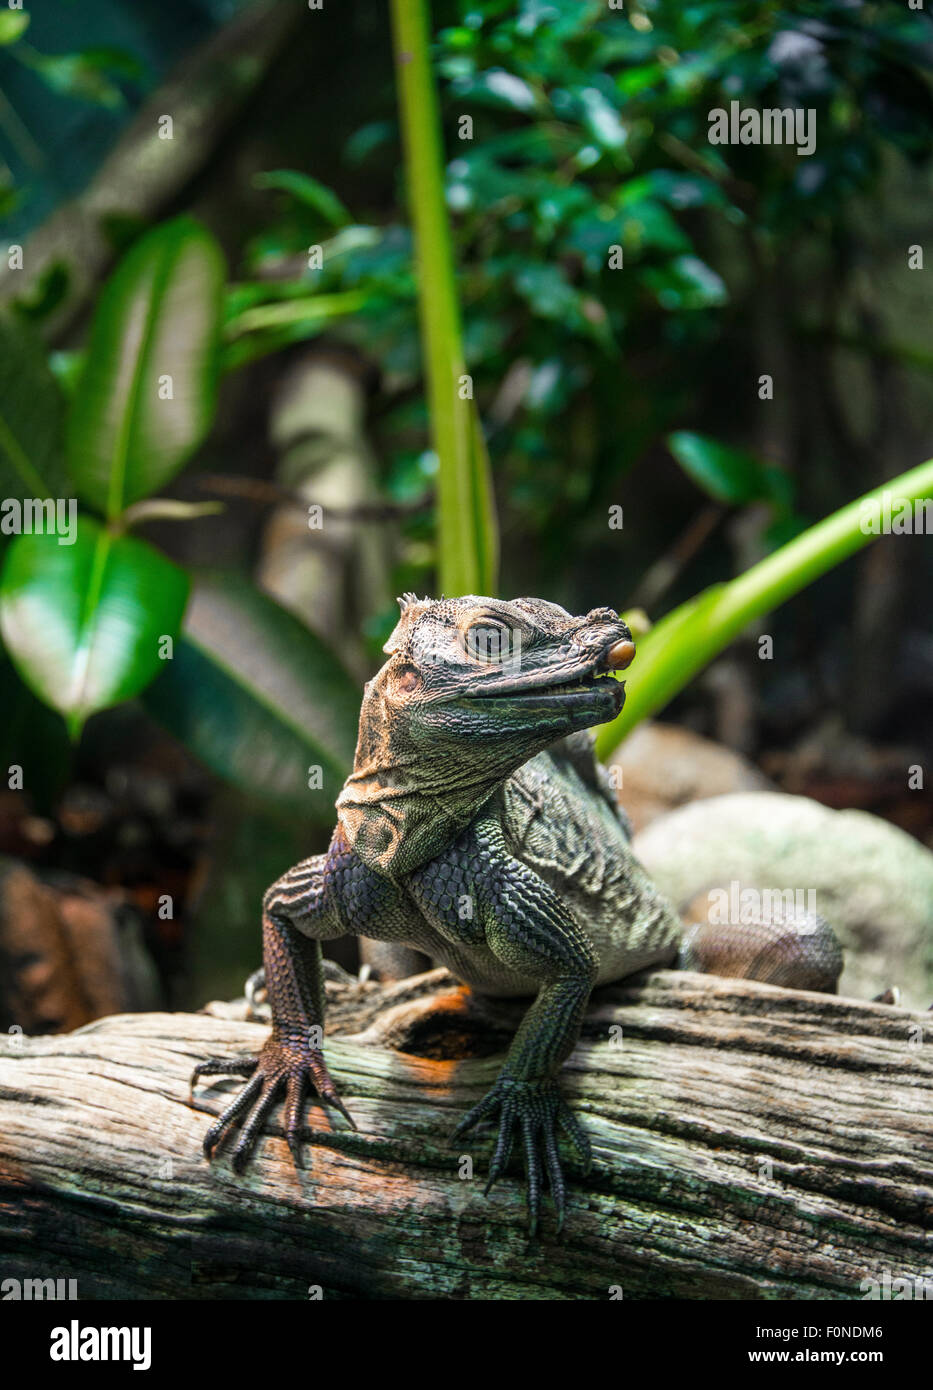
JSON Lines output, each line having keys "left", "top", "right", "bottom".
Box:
{"left": 192, "top": 594, "right": 842, "bottom": 1231}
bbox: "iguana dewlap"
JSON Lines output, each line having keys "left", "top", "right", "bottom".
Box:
{"left": 193, "top": 595, "right": 841, "bottom": 1232}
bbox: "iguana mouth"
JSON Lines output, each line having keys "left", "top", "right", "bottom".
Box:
{"left": 462, "top": 635, "right": 633, "bottom": 702}
{"left": 505, "top": 671, "right": 619, "bottom": 699}
{"left": 461, "top": 664, "right": 624, "bottom": 704}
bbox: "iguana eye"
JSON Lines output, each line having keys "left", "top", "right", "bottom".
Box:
{"left": 464, "top": 620, "right": 512, "bottom": 664}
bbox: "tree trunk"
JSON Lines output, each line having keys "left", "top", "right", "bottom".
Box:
{"left": 0, "top": 968, "right": 930, "bottom": 1300}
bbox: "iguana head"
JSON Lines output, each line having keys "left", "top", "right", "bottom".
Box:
{"left": 336, "top": 595, "right": 634, "bottom": 875}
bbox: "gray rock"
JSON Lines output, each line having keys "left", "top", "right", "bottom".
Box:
{"left": 632, "top": 792, "right": 933, "bottom": 1009}
{"left": 607, "top": 721, "right": 772, "bottom": 834}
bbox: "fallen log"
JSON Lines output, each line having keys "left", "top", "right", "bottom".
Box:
{"left": 0, "top": 969, "right": 930, "bottom": 1300}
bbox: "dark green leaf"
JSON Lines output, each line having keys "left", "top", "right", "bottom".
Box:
{"left": 0, "top": 515, "right": 189, "bottom": 738}
{"left": 142, "top": 574, "right": 360, "bottom": 822}
{"left": 667, "top": 431, "right": 785, "bottom": 506}
{"left": 254, "top": 170, "right": 351, "bottom": 228}
{"left": 578, "top": 86, "right": 627, "bottom": 150}
{"left": 23, "top": 52, "right": 125, "bottom": 108}
{"left": 645, "top": 256, "right": 728, "bottom": 310}
{"left": 67, "top": 217, "right": 224, "bottom": 518}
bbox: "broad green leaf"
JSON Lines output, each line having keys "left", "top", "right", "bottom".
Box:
{"left": 0, "top": 516, "right": 189, "bottom": 738}
{"left": 67, "top": 217, "right": 224, "bottom": 519}
{"left": 142, "top": 574, "right": 360, "bottom": 823}
{"left": 0, "top": 315, "right": 68, "bottom": 499}
{"left": 253, "top": 170, "right": 352, "bottom": 228}
{"left": 667, "top": 431, "right": 783, "bottom": 506}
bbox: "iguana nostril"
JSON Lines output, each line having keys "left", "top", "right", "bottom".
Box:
{"left": 606, "top": 638, "right": 635, "bottom": 670}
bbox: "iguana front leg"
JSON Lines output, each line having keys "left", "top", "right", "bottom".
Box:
{"left": 191, "top": 852, "right": 354, "bottom": 1170}
{"left": 408, "top": 813, "right": 599, "bottom": 1233}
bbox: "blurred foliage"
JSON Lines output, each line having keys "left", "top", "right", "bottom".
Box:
{"left": 2, "top": 0, "right": 933, "bottom": 823}
{"left": 142, "top": 573, "right": 360, "bottom": 817}
{"left": 231, "top": 0, "right": 933, "bottom": 602}
{"left": 0, "top": 217, "right": 358, "bottom": 823}
{"left": 599, "top": 453, "right": 933, "bottom": 753}
{"left": 0, "top": 0, "right": 234, "bottom": 237}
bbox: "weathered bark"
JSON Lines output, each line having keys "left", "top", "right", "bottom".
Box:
{"left": 0, "top": 968, "right": 930, "bottom": 1300}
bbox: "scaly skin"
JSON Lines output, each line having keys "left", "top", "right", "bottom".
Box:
{"left": 192, "top": 594, "right": 842, "bottom": 1233}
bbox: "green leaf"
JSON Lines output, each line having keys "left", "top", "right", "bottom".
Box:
{"left": 465, "top": 68, "right": 538, "bottom": 111}
{"left": 0, "top": 515, "right": 189, "bottom": 738}
{"left": 47, "top": 349, "right": 86, "bottom": 399}
{"left": 221, "top": 287, "right": 372, "bottom": 372}
{"left": 142, "top": 574, "right": 360, "bottom": 822}
{"left": 578, "top": 87, "right": 627, "bottom": 151}
{"left": 23, "top": 52, "right": 126, "bottom": 108}
{"left": 667, "top": 431, "right": 779, "bottom": 506}
{"left": 9, "top": 262, "right": 70, "bottom": 323}
{"left": 0, "top": 315, "right": 68, "bottom": 499}
{"left": 67, "top": 216, "right": 224, "bottom": 519}
{"left": 645, "top": 255, "right": 727, "bottom": 310}
{"left": 253, "top": 170, "right": 351, "bottom": 228}
{"left": 0, "top": 11, "right": 29, "bottom": 44}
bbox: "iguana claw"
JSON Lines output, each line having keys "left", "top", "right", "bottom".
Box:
{"left": 454, "top": 1077, "right": 591, "bottom": 1235}
{"left": 191, "top": 1033, "right": 356, "bottom": 1172}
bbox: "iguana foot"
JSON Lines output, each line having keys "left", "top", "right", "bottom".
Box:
{"left": 453, "top": 1077, "right": 592, "bottom": 1235}
{"left": 191, "top": 1034, "right": 356, "bottom": 1172}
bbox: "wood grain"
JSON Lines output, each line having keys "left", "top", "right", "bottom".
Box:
{"left": 0, "top": 969, "right": 930, "bottom": 1299}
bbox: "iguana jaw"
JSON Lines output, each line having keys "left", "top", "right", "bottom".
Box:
{"left": 454, "top": 648, "right": 627, "bottom": 725}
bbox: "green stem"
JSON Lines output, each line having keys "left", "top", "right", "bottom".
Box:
{"left": 118, "top": 498, "right": 225, "bottom": 530}
{"left": 595, "top": 456, "right": 933, "bottom": 757}
{"left": 225, "top": 289, "right": 370, "bottom": 339}
{"left": 389, "top": 0, "right": 497, "bottom": 596}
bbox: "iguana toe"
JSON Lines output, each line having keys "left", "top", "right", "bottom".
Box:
{"left": 455, "top": 1077, "right": 591, "bottom": 1235}
{"left": 191, "top": 1035, "right": 355, "bottom": 1171}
